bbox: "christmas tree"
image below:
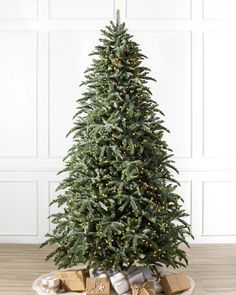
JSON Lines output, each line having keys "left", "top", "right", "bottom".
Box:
{"left": 41, "top": 13, "right": 193, "bottom": 272}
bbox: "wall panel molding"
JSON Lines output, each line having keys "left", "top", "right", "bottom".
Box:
{"left": 125, "top": 0, "right": 192, "bottom": 20}
{"left": 48, "top": 0, "right": 115, "bottom": 20}
{"left": 0, "top": 0, "right": 38, "bottom": 20}
{"left": 0, "top": 181, "right": 38, "bottom": 236}
{"left": 0, "top": 31, "right": 38, "bottom": 158}
{"left": 203, "top": 31, "right": 236, "bottom": 158}
{"left": 203, "top": 0, "right": 236, "bottom": 20}
{"left": 202, "top": 181, "right": 236, "bottom": 237}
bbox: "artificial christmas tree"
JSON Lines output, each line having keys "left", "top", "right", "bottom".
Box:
{"left": 41, "top": 12, "right": 193, "bottom": 274}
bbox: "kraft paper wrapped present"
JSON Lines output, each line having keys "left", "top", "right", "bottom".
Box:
{"left": 131, "top": 279, "right": 156, "bottom": 295}
{"left": 41, "top": 276, "right": 60, "bottom": 293}
{"left": 55, "top": 268, "right": 88, "bottom": 291}
{"left": 86, "top": 277, "right": 110, "bottom": 295}
{"left": 160, "top": 272, "right": 191, "bottom": 295}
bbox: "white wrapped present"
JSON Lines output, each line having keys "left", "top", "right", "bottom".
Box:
{"left": 138, "top": 267, "right": 152, "bottom": 280}
{"left": 109, "top": 272, "right": 130, "bottom": 295}
{"left": 93, "top": 268, "right": 108, "bottom": 278}
{"left": 41, "top": 275, "right": 60, "bottom": 294}
{"left": 109, "top": 265, "right": 145, "bottom": 295}
{"left": 126, "top": 265, "right": 145, "bottom": 285}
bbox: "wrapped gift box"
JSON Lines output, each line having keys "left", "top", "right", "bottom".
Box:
{"left": 109, "top": 265, "right": 145, "bottom": 295}
{"left": 55, "top": 268, "right": 88, "bottom": 291}
{"left": 93, "top": 268, "right": 108, "bottom": 278}
{"left": 41, "top": 276, "right": 60, "bottom": 293}
{"left": 86, "top": 277, "right": 110, "bottom": 295}
{"left": 138, "top": 267, "right": 152, "bottom": 280}
{"left": 109, "top": 272, "right": 130, "bottom": 295}
{"left": 160, "top": 272, "right": 191, "bottom": 295}
{"left": 127, "top": 266, "right": 145, "bottom": 285}
{"left": 131, "top": 279, "right": 156, "bottom": 295}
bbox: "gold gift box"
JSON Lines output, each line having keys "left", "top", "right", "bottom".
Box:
{"left": 160, "top": 272, "right": 190, "bottom": 295}
{"left": 86, "top": 277, "right": 110, "bottom": 295}
{"left": 55, "top": 268, "right": 88, "bottom": 291}
{"left": 131, "top": 279, "right": 156, "bottom": 295}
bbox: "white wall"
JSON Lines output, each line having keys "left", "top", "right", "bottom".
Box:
{"left": 0, "top": 0, "right": 236, "bottom": 243}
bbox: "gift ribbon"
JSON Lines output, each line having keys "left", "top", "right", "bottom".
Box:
{"left": 131, "top": 279, "right": 156, "bottom": 295}
{"left": 88, "top": 279, "right": 106, "bottom": 294}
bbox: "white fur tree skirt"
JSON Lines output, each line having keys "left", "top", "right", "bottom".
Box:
{"left": 33, "top": 271, "right": 195, "bottom": 295}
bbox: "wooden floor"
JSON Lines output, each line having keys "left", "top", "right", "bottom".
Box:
{"left": 0, "top": 244, "right": 236, "bottom": 295}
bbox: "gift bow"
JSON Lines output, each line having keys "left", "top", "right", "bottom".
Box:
{"left": 131, "top": 279, "right": 156, "bottom": 295}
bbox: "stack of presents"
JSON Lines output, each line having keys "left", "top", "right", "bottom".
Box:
{"left": 41, "top": 265, "right": 191, "bottom": 295}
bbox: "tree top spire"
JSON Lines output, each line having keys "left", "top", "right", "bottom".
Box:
{"left": 116, "top": 9, "right": 120, "bottom": 25}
